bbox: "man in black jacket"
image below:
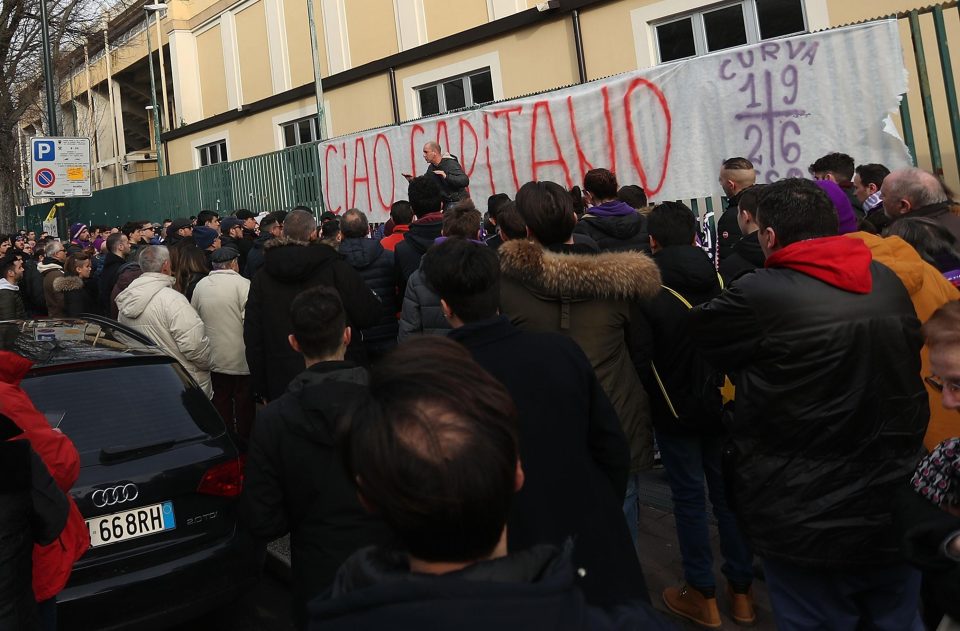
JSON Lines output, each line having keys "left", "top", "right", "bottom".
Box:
{"left": 339, "top": 208, "right": 398, "bottom": 360}
{"left": 403, "top": 141, "right": 469, "bottom": 208}
{"left": 309, "top": 336, "right": 672, "bottom": 631}
{"left": 883, "top": 167, "right": 960, "bottom": 242}
{"left": 634, "top": 202, "right": 754, "bottom": 628}
{"left": 394, "top": 176, "right": 444, "bottom": 297}
{"left": 244, "top": 210, "right": 285, "bottom": 279}
{"left": 244, "top": 209, "right": 380, "bottom": 401}
{"left": 716, "top": 157, "right": 756, "bottom": 262}
{"left": 98, "top": 233, "right": 129, "bottom": 312}
{"left": 425, "top": 238, "right": 646, "bottom": 608}
{"left": 689, "top": 179, "right": 929, "bottom": 630}
{"left": 241, "top": 287, "right": 389, "bottom": 629}
{"left": 718, "top": 185, "right": 765, "bottom": 285}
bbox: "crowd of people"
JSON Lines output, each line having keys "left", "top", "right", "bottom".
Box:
{"left": 2, "top": 143, "right": 960, "bottom": 631}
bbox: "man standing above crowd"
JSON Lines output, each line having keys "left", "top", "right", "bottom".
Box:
{"left": 191, "top": 248, "right": 253, "bottom": 442}
{"left": 883, "top": 167, "right": 960, "bottom": 242}
{"left": 689, "top": 179, "right": 928, "bottom": 630}
{"left": 244, "top": 209, "right": 379, "bottom": 401}
{"left": 403, "top": 142, "right": 469, "bottom": 209}
{"left": 716, "top": 157, "right": 756, "bottom": 261}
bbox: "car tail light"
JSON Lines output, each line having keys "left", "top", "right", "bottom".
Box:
{"left": 197, "top": 456, "right": 245, "bottom": 497}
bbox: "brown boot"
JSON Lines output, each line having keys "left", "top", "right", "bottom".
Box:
{"left": 726, "top": 583, "right": 757, "bottom": 626}
{"left": 662, "top": 585, "right": 722, "bottom": 628}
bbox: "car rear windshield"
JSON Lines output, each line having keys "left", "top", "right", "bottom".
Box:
{"left": 20, "top": 362, "right": 224, "bottom": 466}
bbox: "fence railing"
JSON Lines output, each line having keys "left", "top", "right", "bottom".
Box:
{"left": 20, "top": 2, "right": 960, "bottom": 234}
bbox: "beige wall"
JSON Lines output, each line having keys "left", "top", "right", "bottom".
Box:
{"left": 284, "top": 0, "right": 329, "bottom": 85}
{"left": 394, "top": 17, "right": 579, "bottom": 120}
{"left": 579, "top": 0, "right": 651, "bottom": 80}
{"left": 423, "top": 0, "right": 489, "bottom": 41}
{"left": 235, "top": 0, "right": 273, "bottom": 103}
{"left": 327, "top": 74, "right": 394, "bottom": 136}
{"left": 345, "top": 0, "right": 398, "bottom": 66}
{"left": 196, "top": 25, "right": 228, "bottom": 117}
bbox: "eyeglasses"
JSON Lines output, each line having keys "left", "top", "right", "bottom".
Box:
{"left": 925, "top": 376, "right": 960, "bottom": 395}
{"left": 141, "top": 226, "right": 155, "bottom": 232}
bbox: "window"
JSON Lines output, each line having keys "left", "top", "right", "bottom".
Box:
{"left": 198, "top": 140, "right": 227, "bottom": 167}
{"left": 416, "top": 69, "right": 495, "bottom": 117}
{"left": 654, "top": 0, "right": 806, "bottom": 63}
{"left": 281, "top": 115, "right": 322, "bottom": 148}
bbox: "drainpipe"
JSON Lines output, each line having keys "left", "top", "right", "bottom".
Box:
{"left": 389, "top": 68, "right": 400, "bottom": 125}
{"left": 572, "top": 9, "right": 587, "bottom": 84}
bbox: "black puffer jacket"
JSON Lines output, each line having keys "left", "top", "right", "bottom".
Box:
{"left": 689, "top": 237, "right": 928, "bottom": 568}
{"left": 573, "top": 204, "right": 649, "bottom": 253}
{"left": 633, "top": 246, "right": 722, "bottom": 435}
{"left": 339, "top": 238, "right": 399, "bottom": 346}
{"left": 243, "top": 233, "right": 273, "bottom": 279}
{"left": 398, "top": 268, "right": 449, "bottom": 340}
{"left": 98, "top": 252, "right": 126, "bottom": 312}
{"left": 244, "top": 238, "right": 381, "bottom": 400}
{"left": 18, "top": 258, "right": 46, "bottom": 316}
{"left": 718, "top": 231, "right": 765, "bottom": 285}
{"left": 394, "top": 213, "right": 442, "bottom": 294}
{"left": 53, "top": 275, "right": 101, "bottom": 316}
{"left": 240, "top": 362, "right": 390, "bottom": 628}
{"left": 716, "top": 194, "right": 743, "bottom": 262}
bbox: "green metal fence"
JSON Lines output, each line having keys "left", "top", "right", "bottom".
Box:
{"left": 20, "top": 141, "right": 323, "bottom": 235}
{"left": 20, "top": 2, "right": 960, "bottom": 234}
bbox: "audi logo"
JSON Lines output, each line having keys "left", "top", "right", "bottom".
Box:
{"left": 91, "top": 484, "right": 139, "bottom": 508}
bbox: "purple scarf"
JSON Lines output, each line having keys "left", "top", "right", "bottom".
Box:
{"left": 585, "top": 200, "right": 637, "bottom": 218}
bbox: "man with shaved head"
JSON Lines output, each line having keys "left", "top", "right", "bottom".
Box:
{"left": 403, "top": 141, "right": 469, "bottom": 209}
{"left": 883, "top": 167, "right": 960, "bottom": 242}
{"left": 717, "top": 157, "right": 757, "bottom": 261}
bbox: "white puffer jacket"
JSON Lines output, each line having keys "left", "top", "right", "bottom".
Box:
{"left": 116, "top": 272, "right": 213, "bottom": 397}
{"left": 190, "top": 269, "right": 250, "bottom": 376}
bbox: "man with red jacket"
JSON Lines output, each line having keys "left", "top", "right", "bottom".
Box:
{"left": 0, "top": 350, "right": 89, "bottom": 628}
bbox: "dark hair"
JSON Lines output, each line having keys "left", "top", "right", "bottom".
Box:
{"left": 496, "top": 202, "right": 526, "bottom": 240}
{"left": 515, "top": 181, "right": 576, "bottom": 245}
{"left": 390, "top": 200, "right": 414, "bottom": 225}
{"left": 321, "top": 218, "right": 341, "bottom": 241}
{"left": 106, "top": 232, "right": 126, "bottom": 253}
{"left": 341, "top": 208, "right": 369, "bottom": 238}
{"left": 64, "top": 252, "right": 91, "bottom": 276}
{"left": 259, "top": 214, "right": 279, "bottom": 232}
{"left": 737, "top": 184, "right": 765, "bottom": 216}
{"left": 173, "top": 245, "right": 208, "bottom": 294}
{"left": 583, "top": 168, "right": 618, "bottom": 200}
{"left": 756, "top": 178, "right": 838, "bottom": 246}
{"left": 423, "top": 239, "right": 499, "bottom": 322}
{"left": 885, "top": 216, "right": 960, "bottom": 269}
{"left": 808, "top": 152, "right": 855, "bottom": 182}
{"left": 721, "top": 157, "right": 754, "bottom": 171}
{"left": 234, "top": 208, "right": 255, "bottom": 220}
{"left": 855, "top": 163, "right": 890, "bottom": 189}
{"left": 0, "top": 256, "right": 18, "bottom": 279}
{"left": 486, "top": 193, "right": 511, "bottom": 221}
{"left": 197, "top": 210, "right": 219, "bottom": 226}
{"left": 617, "top": 185, "right": 648, "bottom": 209}
{"left": 121, "top": 222, "right": 141, "bottom": 239}
{"left": 648, "top": 201, "right": 696, "bottom": 247}
{"left": 442, "top": 199, "right": 481, "bottom": 239}
{"left": 568, "top": 186, "right": 585, "bottom": 218}
{"left": 341, "top": 336, "right": 518, "bottom": 562}
{"left": 408, "top": 176, "right": 443, "bottom": 217}
{"left": 290, "top": 286, "right": 346, "bottom": 358}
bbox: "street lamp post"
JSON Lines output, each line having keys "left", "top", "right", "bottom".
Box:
{"left": 144, "top": 3, "right": 166, "bottom": 177}
{"left": 39, "top": 0, "right": 58, "bottom": 136}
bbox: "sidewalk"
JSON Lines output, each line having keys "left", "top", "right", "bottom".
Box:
{"left": 636, "top": 470, "right": 776, "bottom": 630}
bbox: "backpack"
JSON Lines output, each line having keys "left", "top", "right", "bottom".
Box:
{"left": 650, "top": 284, "right": 735, "bottom": 430}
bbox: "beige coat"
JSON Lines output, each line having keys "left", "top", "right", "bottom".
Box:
{"left": 499, "top": 239, "right": 662, "bottom": 472}
{"left": 190, "top": 269, "right": 250, "bottom": 376}
{"left": 116, "top": 273, "right": 213, "bottom": 397}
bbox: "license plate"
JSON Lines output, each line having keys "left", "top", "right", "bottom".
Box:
{"left": 86, "top": 501, "right": 176, "bottom": 548}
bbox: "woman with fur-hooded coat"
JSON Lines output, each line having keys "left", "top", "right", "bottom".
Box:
{"left": 498, "top": 181, "right": 662, "bottom": 474}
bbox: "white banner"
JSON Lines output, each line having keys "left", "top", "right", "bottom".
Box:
{"left": 319, "top": 21, "right": 910, "bottom": 221}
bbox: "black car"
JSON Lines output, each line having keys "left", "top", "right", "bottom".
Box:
{"left": 4, "top": 316, "right": 261, "bottom": 630}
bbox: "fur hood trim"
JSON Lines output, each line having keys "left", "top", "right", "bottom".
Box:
{"left": 52, "top": 275, "right": 84, "bottom": 292}
{"left": 499, "top": 239, "right": 661, "bottom": 300}
{"left": 263, "top": 236, "right": 312, "bottom": 250}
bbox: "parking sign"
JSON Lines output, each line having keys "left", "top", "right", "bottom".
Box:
{"left": 30, "top": 137, "right": 92, "bottom": 198}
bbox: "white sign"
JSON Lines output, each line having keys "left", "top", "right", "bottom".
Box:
{"left": 30, "top": 137, "right": 92, "bottom": 198}
{"left": 318, "top": 21, "right": 909, "bottom": 222}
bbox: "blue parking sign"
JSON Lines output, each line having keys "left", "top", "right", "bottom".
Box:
{"left": 33, "top": 140, "right": 55, "bottom": 162}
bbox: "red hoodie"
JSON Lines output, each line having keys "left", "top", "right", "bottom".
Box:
{"left": 765, "top": 236, "right": 873, "bottom": 294}
{"left": 0, "top": 351, "right": 90, "bottom": 601}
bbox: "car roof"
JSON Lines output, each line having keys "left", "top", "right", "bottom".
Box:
{"left": 1, "top": 316, "right": 167, "bottom": 369}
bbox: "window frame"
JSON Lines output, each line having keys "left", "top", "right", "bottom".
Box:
{"left": 280, "top": 115, "right": 323, "bottom": 148}
{"left": 414, "top": 68, "right": 495, "bottom": 117}
{"left": 197, "top": 139, "right": 228, "bottom": 167}
{"left": 652, "top": 0, "right": 807, "bottom": 64}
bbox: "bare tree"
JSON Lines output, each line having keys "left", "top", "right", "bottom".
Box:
{"left": 0, "top": 0, "right": 118, "bottom": 232}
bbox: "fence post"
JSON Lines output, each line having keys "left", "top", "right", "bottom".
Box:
{"left": 908, "top": 9, "right": 944, "bottom": 177}
{"left": 932, "top": 5, "right": 960, "bottom": 175}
